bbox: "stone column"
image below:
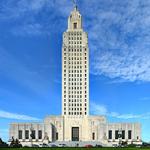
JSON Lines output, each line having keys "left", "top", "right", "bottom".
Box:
{"left": 22, "top": 124, "right": 25, "bottom": 140}
{"left": 36, "top": 125, "right": 38, "bottom": 141}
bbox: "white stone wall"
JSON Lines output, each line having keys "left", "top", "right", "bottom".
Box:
{"left": 44, "top": 116, "right": 64, "bottom": 141}
{"left": 9, "top": 116, "right": 142, "bottom": 146}
{"left": 106, "top": 123, "right": 142, "bottom": 143}
{"left": 9, "top": 123, "right": 44, "bottom": 146}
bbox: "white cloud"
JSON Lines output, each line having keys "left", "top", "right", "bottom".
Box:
{"left": 91, "top": 50, "right": 150, "bottom": 82}
{"left": 0, "top": 110, "right": 40, "bottom": 121}
{"left": 1, "top": 0, "right": 150, "bottom": 81}
{"left": 91, "top": 102, "right": 107, "bottom": 115}
{"left": 91, "top": 102, "right": 150, "bottom": 119}
{"left": 82, "top": 0, "right": 150, "bottom": 82}
{"left": 0, "top": 0, "right": 73, "bottom": 36}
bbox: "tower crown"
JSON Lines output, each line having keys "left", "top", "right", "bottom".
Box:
{"left": 68, "top": 6, "right": 82, "bottom": 31}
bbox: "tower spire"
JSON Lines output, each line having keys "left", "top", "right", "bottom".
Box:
{"left": 72, "top": 0, "right": 77, "bottom": 10}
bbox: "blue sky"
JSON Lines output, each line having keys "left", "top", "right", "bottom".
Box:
{"left": 0, "top": 0, "right": 150, "bottom": 142}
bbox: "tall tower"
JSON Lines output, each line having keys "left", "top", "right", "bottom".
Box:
{"left": 62, "top": 6, "right": 89, "bottom": 117}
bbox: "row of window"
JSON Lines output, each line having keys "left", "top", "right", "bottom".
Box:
{"left": 64, "top": 57, "right": 86, "bottom": 61}
{"left": 68, "top": 103, "right": 87, "bottom": 107}
{"left": 67, "top": 108, "right": 86, "bottom": 111}
{"left": 68, "top": 100, "right": 87, "bottom": 103}
{"left": 64, "top": 65, "right": 87, "bottom": 68}
{"left": 66, "top": 82, "right": 87, "bottom": 86}
{"left": 64, "top": 85, "right": 87, "bottom": 88}
{"left": 64, "top": 81, "right": 82, "bottom": 86}
{"left": 108, "top": 130, "right": 132, "bottom": 140}
{"left": 67, "top": 70, "right": 87, "bottom": 73}
{"left": 65, "top": 77, "right": 87, "bottom": 80}
{"left": 67, "top": 111, "right": 87, "bottom": 115}
{"left": 64, "top": 77, "right": 86, "bottom": 81}
{"left": 64, "top": 75, "right": 87, "bottom": 79}
{"left": 64, "top": 92, "right": 86, "bottom": 96}
{"left": 64, "top": 107, "right": 86, "bottom": 110}
{"left": 64, "top": 99, "right": 87, "bottom": 102}
{"left": 64, "top": 86, "right": 87, "bottom": 90}
{"left": 91, "top": 130, "right": 133, "bottom": 140}
{"left": 67, "top": 83, "right": 87, "bottom": 86}
{"left": 67, "top": 31, "right": 82, "bottom": 36}
{"left": 66, "top": 76, "right": 86, "bottom": 79}
{"left": 18, "top": 130, "right": 42, "bottom": 140}
{"left": 64, "top": 45, "right": 83, "bottom": 49}
{"left": 67, "top": 112, "right": 87, "bottom": 115}
{"left": 64, "top": 48, "right": 87, "bottom": 52}
{"left": 64, "top": 52, "right": 87, "bottom": 56}
{"left": 67, "top": 65, "right": 87, "bottom": 68}
{"left": 64, "top": 94, "right": 87, "bottom": 98}
{"left": 69, "top": 87, "right": 87, "bottom": 90}
{"left": 68, "top": 37, "right": 82, "bottom": 40}
{"left": 65, "top": 90, "right": 83, "bottom": 94}
{"left": 64, "top": 65, "right": 85, "bottom": 69}
{"left": 65, "top": 84, "right": 85, "bottom": 88}
{"left": 68, "top": 78, "right": 87, "bottom": 81}
{"left": 68, "top": 94, "right": 87, "bottom": 98}
{"left": 68, "top": 41, "right": 82, "bottom": 45}
{"left": 64, "top": 61, "right": 87, "bottom": 65}
{"left": 64, "top": 75, "right": 87, "bottom": 81}
{"left": 65, "top": 90, "right": 87, "bottom": 94}
{"left": 65, "top": 108, "right": 85, "bottom": 111}
{"left": 64, "top": 60, "right": 87, "bottom": 63}
{"left": 63, "top": 54, "right": 86, "bottom": 58}
{"left": 68, "top": 103, "right": 83, "bottom": 106}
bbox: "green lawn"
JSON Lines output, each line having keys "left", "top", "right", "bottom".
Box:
{"left": 1, "top": 148, "right": 150, "bottom": 150}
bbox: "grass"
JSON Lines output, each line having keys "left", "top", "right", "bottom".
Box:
{"left": 0, "top": 148, "right": 150, "bottom": 150}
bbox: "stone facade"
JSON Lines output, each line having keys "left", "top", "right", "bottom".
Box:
{"left": 9, "top": 6, "right": 142, "bottom": 147}
{"left": 62, "top": 6, "right": 89, "bottom": 117}
{"left": 9, "top": 116, "right": 141, "bottom": 146}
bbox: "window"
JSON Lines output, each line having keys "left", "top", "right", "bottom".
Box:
{"left": 115, "top": 130, "right": 119, "bottom": 139}
{"left": 18, "top": 130, "right": 22, "bottom": 139}
{"left": 128, "top": 130, "right": 132, "bottom": 139}
{"left": 108, "top": 130, "right": 112, "bottom": 139}
{"left": 56, "top": 132, "right": 58, "bottom": 140}
{"left": 25, "top": 130, "right": 29, "bottom": 139}
{"left": 122, "top": 130, "right": 125, "bottom": 139}
{"left": 31, "top": 130, "right": 36, "bottom": 139}
{"left": 38, "top": 130, "right": 42, "bottom": 139}
{"left": 74, "top": 23, "right": 77, "bottom": 29}
{"left": 92, "top": 132, "right": 95, "bottom": 140}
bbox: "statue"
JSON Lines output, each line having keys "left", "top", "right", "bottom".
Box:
{"left": 43, "top": 132, "right": 49, "bottom": 144}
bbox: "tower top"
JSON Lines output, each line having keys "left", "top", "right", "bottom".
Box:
{"left": 68, "top": 0, "right": 82, "bottom": 31}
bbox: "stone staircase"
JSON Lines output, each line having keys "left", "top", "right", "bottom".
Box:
{"left": 48, "top": 141, "right": 110, "bottom": 147}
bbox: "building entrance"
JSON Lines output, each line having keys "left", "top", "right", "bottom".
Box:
{"left": 72, "top": 127, "right": 79, "bottom": 141}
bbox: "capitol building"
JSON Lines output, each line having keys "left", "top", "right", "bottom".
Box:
{"left": 9, "top": 6, "right": 142, "bottom": 146}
